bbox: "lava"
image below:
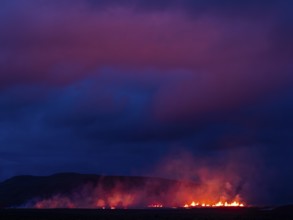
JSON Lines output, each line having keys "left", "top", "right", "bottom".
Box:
{"left": 32, "top": 196, "right": 245, "bottom": 209}
{"left": 183, "top": 201, "right": 244, "bottom": 208}
{"left": 25, "top": 175, "right": 247, "bottom": 209}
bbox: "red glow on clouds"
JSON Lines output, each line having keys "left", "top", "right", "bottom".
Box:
{"left": 1, "top": 0, "right": 291, "bottom": 124}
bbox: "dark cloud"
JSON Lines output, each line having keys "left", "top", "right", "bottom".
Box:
{"left": 0, "top": 0, "right": 291, "bottom": 86}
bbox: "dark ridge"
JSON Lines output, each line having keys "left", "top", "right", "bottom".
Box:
{"left": 0, "top": 208, "right": 292, "bottom": 220}
{"left": 0, "top": 173, "right": 196, "bottom": 208}
{"left": 273, "top": 204, "right": 293, "bottom": 213}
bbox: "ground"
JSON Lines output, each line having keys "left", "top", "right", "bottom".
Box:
{"left": 0, "top": 208, "right": 292, "bottom": 220}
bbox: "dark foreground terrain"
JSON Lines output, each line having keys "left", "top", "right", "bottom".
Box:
{"left": 0, "top": 173, "right": 197, "bottom": 208}
{"left": 0, "top": 207, "right": 292, "bottom": 220}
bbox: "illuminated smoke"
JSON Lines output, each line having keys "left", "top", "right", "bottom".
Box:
{"left": 22, "top": 150, "right": 251, "bottom": 209}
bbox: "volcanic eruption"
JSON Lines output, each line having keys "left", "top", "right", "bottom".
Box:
{"left": 30, "top": 178, "right": 245, "bottom": 209}
{"left": 3, "top": 172, "right": 245, "bottom": 209}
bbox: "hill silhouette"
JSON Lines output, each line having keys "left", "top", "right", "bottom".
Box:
{"left": 0, "top": 173, "right": 194, "bottom": 208}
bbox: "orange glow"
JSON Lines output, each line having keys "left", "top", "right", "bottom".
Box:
{"left": 182, "top": 200, "right": 245, "bottom": 208}
{"left": 148, "top": 203, "right": 163, "bottom": 208}
{"left": 33, "top": 195, "right": 245, "bottom": 209}
{"left": 31, "top": 177, "right": 246, "bottom": 209}
{"left": 33, "top": 196, "right": 245, "bottom": 209}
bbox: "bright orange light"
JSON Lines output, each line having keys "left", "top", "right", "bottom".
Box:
{"left": 182, "top": 200, "right": 245, "bottom": 208}
{"left": 32, "top": 180, "right": 246, "bottom": 209}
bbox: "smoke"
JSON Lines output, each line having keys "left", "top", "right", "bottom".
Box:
{"left": 22, "top": 177, "right": 196, "bottom": 208}
{"left": 19, "top": 148, "right": 265, "bottom": 208}
{"left": 150, "top": 147, "right": 268, "bottom": 206}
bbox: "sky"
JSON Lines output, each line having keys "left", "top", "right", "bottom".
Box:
{"left": 0, "top": 0, "right": 293, "bottom": 205}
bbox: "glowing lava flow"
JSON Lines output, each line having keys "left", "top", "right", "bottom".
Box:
{"left": 183, "top": 201, "right": 244, "bottom": 208}
{"left": 147, "top": 201, "right": 245, "bottom": 209}
{"left": 28, "top": 177, "right": 247, "bottom": 209}
{"left": 33, "top": 198, "right": 245, "bottom": 209}
{"left": 147, "top": 200, "right": 245, "bottom": 209}
{"left": 31, "top": 195, "right": 245, "bottom": 209}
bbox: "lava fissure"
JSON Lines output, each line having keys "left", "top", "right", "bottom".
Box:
{"left": 25, "top": 176, "right": 245, "bottom": 209}
{"left": 0, "top": 173, "right": 246, "bottom": 209}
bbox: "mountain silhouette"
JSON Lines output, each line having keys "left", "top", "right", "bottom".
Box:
{"left": 0, "top": 173, "right": 195, "bottom": 208}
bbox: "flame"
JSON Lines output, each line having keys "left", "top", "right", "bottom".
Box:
{"left": 33, "top": 196, "right": 245, "bottom": 209}
{"left": 28, "top": 177, "right": 246, "bottom": 209}
{"left": 182, "top": 200, "right": 244, "bottom": 208}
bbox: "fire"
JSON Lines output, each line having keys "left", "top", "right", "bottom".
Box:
{"left": 26, "top": 176, "right": 247, "bottom": 209}
{"left": 32, "top": 197, "right": 245, "bottom": 209}
{"left": 182, "top": 200, "right": 244, "bottom": 208}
